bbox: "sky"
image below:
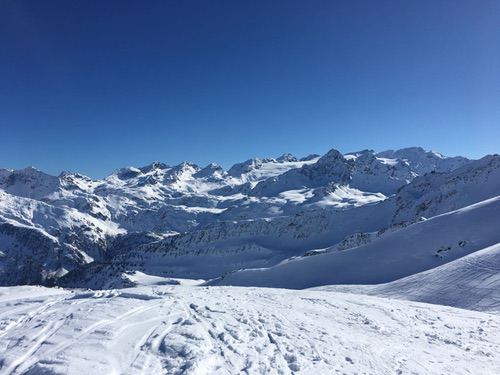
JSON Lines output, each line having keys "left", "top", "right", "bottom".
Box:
{"left": 0, "top": 0, "right": 499, "bottom": 177}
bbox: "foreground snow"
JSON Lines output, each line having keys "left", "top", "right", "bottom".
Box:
{"left": 1, "top": 285, "right": 500, "bottom": 374}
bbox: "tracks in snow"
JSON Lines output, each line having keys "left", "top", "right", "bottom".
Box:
{"left": 1, "top": 285, "right": 500, "bottom": 374}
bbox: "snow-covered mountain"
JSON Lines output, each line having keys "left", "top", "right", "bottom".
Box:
{"left": 212, "top": 196, "right": 500, "bottom": 288}
{"left": 61, "top": 152, "right": 500, "bottom": 289}
{"left": 2, "top": 146, "right": 500, "bottom": 374}
{"left": 0, "top": 146, "right": 490, "bottom": 287}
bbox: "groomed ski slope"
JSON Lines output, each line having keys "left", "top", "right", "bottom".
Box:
{"left": 1, "top": 284, "right": 500, "bottom": 374}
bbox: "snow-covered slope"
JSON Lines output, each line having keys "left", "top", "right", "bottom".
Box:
{"left": 0, "top": 190, "right": 124, "bottom": 284}
{"left": 392, "top": 154, "right": 500, "bottom": 223}
{"left": 376, "top": 147, "right": 470, "bottom": 175}
{"left": 1, "top": 284, "right": 499, "bottom": 374}
{"left": 213, "top": 196, "right": 500, "bottom": 289}
{"left": 317, "top": 242, "right": 500, "bottom": 313}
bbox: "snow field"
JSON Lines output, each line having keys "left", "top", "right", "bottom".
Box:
{"left": 1, "top": 285, "right": 499, "bottom": 374}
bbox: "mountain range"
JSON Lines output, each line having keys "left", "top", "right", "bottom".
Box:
{"left": 2, "top": 146, "right": 500, "bottom": 374}
{"left": 1, "top": 146, "right": 498, "bottom": 291}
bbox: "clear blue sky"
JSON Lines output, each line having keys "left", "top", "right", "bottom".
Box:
{"left": 1, "top": 0, "right": 499, "bottom": 177}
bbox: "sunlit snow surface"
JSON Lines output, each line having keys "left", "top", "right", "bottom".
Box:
{"left": 1, "top": 284, "right": 500, "bottom": 375}
{"left": 0, "top": 148, "right": 499, "bottom": 374}
{"left": 212, "top": 196, "right": 500, "bottom": 289}
{"left": 316, "top": 243, "right": 500, "bottom": 314}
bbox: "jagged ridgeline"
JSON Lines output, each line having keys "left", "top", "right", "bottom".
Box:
{"left": 1, "top": 147, "right": 499, "bottom": 288}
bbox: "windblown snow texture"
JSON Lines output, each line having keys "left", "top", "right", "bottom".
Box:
{"left": 1, "top": 284, "right": 499, "bottom": 375}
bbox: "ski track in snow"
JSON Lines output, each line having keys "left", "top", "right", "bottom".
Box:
{"left": 1, "top": 285, "right": 500, "bottom": 374}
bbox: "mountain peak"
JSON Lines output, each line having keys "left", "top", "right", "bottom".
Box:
{"left": 194, "top": 163, "right": 225, "bottom": 178}
{"left": 112, "top": 167, "right": 142, "bottom": 180}
{"left": 317, "top": 149, "right": 345, "bottom": 165}
{"left": 299, "top": 154, "right": 320, "bottom": 162}
{"left": 18, "top": 166, "right": 44, "bottom": 174}
{"left": 139, "top": 161, "right": 169, "bottom": 174}
{"left": 276, "top": 153, "right": 298, "bottom": 163}
{"left": 227, "top": 158, "right": 264, "bottom": 177}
